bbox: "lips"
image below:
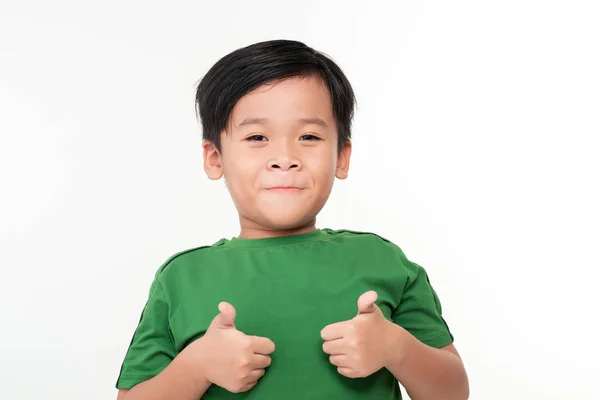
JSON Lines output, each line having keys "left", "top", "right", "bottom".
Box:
{"left": 266, "top": 187, "right": 303, "bottom": 193}
{"left": 261, "top": 172, "right": 310, "bottom": 192}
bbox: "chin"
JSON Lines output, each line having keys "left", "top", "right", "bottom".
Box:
{"left": 258, "top": 210, "right": 317, "bottom": 231}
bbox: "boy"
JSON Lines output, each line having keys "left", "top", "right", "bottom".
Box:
{"left": 116, "top": 40, "right": 469, "bottom": 399}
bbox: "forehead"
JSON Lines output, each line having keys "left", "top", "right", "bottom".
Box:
{"left": 229, "top": 76, "right": 334, "bottom": 127}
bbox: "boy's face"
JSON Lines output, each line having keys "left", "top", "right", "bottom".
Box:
{"left": 203, "top": 76, "right": 351, "bottom": 236}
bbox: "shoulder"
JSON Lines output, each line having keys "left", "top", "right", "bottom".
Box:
{"left": 324, "top": 228, "right": 423, "bottom": 276}
{"left": 323, "top": 228, "right": 402, "bottom": 250}
{"left": 152, "top": 239, "right": 227, "bottom": 282}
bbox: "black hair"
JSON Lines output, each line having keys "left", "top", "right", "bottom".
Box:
{"left": 195, "top": 39, "right": 356, "bottom": 152}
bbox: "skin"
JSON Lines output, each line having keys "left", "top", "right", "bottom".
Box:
{"left": 321, "top": 291, "right": 469, "bottom": 400}
{"left": 117, "top": 303, "right": 275, "bottom": 400}
{"left": 117, "top": 76, "right": 468, "bottom": 399}
{"left": 203, "top": 76, "right": 351, "bottom": 239}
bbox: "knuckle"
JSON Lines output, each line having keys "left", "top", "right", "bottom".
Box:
{"left": 234, "top": 372, "right": 245, "bottom": 383}
{"left": 234, "top": 365, "right": 249, "bottom": 379}
{"left": 232, "top": 383, "right": 247, "bottom": 393}
{"left": 241, "top": 338, "right": 253, "bottom": 351}
{"left": 237, "top": 357, "right": 251, "bottom": 369}
{"left": 229, "top": 384, "right": 243, "bottom": 394}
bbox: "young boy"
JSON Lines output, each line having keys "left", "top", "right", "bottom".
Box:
{"left": 115, "top": 40, "right": 469, "bottom": 399}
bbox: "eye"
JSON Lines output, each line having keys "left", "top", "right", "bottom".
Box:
{"left": 300, "top": 134, "right": 321, "bottom": 141}
{"left": 246, "top": 134, "right": 267, "bottom": 142}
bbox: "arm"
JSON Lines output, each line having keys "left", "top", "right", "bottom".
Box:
{"left": 385, "top": 325, "right": 469, "bottom": 400}
{"left": 115, "top": 276, "right": 210, "bottom": 400}
{"left": 117, "top": 347, "right": 212, "bottom": 400}
{"left": 117, "top": 301, "right": 274, "bottom": 400}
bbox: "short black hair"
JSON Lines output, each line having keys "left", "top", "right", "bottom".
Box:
{"left": 195, "top": 39, "right": 356, "bottom": 152}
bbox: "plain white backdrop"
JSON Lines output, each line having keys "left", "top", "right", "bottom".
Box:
{"left": 1, "top": 1, "right": 599, "bottom": 399}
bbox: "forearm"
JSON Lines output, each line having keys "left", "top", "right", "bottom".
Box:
{"left": 385, "top": 325, "right": 469, "bottom": 400}
{"left": 124, "top": 353, "right": 211, "bottom": 400}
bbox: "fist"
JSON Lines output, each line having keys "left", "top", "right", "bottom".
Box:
{"left": 321, "top": 291, "right": 396, "bottom": 378}
{"left": 185, "top": 302, "right": 275, "bottom": 393}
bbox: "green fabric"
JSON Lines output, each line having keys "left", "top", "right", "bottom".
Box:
{"left": 116, "top": 229, "right": 453, "bottom": 398}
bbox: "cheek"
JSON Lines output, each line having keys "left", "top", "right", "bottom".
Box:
{"left": 308, "top": 150, "right": 337, "bottom": 182}
{"left": 222, "top": 155, "right": 261, "bottom": 192}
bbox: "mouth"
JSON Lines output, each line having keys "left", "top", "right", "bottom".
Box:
{"left": 266, "top": 187, "right": 304, "bottom": 194}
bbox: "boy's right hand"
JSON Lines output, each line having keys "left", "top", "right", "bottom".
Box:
{"left": 182, "top": 301, "right": 275, "bottom": 394}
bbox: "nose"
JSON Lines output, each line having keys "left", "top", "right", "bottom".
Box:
{"left": 267, "top": 156, "right": 302, "bottom": 171}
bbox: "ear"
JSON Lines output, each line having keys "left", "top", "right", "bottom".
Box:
{"left": 203, "top": 140, "right": 223, "bottom": 180}
{"left": 335, "top": 140, "right": 352, "bottom": 180}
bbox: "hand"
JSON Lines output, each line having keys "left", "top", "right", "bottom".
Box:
{"left": 321, "top": 290, "right": 402, "bottom": 379}
{"left": 182, "top": 302, "right": 275, "bottom": 393}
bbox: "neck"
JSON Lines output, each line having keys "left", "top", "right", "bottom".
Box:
{"left": 237, "top": 217, "right": 317, "bottom": 239}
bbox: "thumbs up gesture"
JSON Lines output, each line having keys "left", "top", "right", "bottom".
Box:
{"left": 184, "top": 302, "right": 275, "bottom": 393}
{"left": 320, "top": 291, "right": 400, "bottom": 379}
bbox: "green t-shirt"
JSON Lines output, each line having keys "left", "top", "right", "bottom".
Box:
{"left": 116, "top": 229, "right": 453, "bottom": 399}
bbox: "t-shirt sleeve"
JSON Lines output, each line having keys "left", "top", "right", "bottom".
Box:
{"left": 116, "top": 278, "right": 177, "bottom": 389}
{"left": 391, "top": 261, "right": 454, "bottom": 349}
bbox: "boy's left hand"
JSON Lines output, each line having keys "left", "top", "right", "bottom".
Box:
{"left": 320, "top": 290, "right": 403, "bottom": 379}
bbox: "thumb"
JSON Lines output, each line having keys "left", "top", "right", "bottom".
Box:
{"left": 213, "top": 301, "right": 236, "bottom": 328}
{"left": 357, "top": 290, "right": 379, "bottom": 314}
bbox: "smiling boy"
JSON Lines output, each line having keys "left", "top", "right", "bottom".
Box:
{"left": 116, "top": 39, "right": 469, "bottom": 400}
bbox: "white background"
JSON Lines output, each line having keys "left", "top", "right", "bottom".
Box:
{"left": 1, "top": 1, "right": 599, "bottom": 399}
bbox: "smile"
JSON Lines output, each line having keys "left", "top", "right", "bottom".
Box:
{"left": 266, "top": 187, "right": 304, "bottom": 194}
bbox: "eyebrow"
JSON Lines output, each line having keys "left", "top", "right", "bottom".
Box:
{"left": 236, "top": 117, "right": 329, "bottom": 128}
